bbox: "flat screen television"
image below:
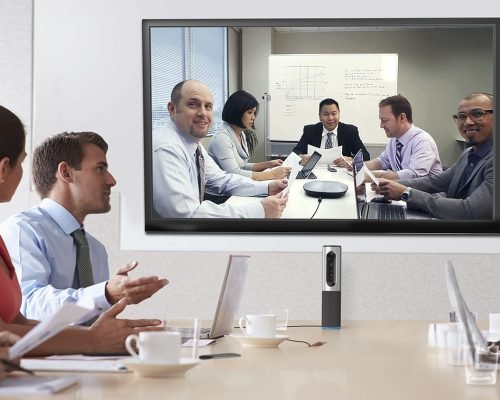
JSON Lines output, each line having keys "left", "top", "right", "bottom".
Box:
{"left": 143, "top": 18, "right": 499, "bottom": 234}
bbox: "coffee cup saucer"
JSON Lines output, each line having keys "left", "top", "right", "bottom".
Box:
{"left": 119, "top": 357, "right": 200, "bottom": 377}
{"left": 229, "top": 333, "right": 288, "bottom": 348}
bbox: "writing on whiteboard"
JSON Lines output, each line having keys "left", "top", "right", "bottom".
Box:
{"left": 268, "top": 54, "right": 398, "bottom": 145}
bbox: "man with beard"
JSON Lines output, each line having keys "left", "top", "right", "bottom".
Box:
{"left": 373, "top": 93, "right": 493, "bottom": 219}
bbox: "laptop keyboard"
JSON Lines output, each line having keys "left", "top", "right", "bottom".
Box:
{"left": 296, "top": 171, "right": 317, "bottom": 179}
{"left": 165, "top": 327, "right": 210, "bottom": 341}
{"left": 377, "top": 203, "right": 407, "bottom": 220}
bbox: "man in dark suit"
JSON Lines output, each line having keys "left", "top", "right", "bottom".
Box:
{"left": 374, "top": 93, "right": 493, "bottom": 219}
{"left": 293, "top": 98, "right": 370, "bottom": 164}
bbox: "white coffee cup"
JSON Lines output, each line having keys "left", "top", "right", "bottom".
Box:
{"left": 125, "top": 331, "right": 181, "bottom": 364}
{"left": 239, "top": 314, "right": 276, "bottom": 338}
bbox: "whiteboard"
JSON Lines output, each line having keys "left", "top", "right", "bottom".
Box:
{"left": 268, "top": 54, "right": 398, "bottom": 145}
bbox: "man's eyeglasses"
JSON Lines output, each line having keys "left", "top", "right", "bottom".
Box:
{"left": 452, "top": 109, "right": 493, "bottom": 123}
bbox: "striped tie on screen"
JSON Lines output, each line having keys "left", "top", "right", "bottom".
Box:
{"left": 325, "top": 132, "right": 334, "bottom": 149}
{"left": 395, "top": 140, "right": 403, "bottom": 170}
{"left": 196, "top": 145, "right": 205, "bottom": 202}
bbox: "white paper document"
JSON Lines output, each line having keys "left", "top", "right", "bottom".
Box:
{"left": 307, "top": 144, "right": 343, "bottom": 165}
{"left": 9, "top": 298, "right": 95, "bottom": 359}
{"left": 0, "top": 376, "right": 79, "bottom": 395}
{"left": 21, "top": 358, "right": 128, "bottom": 373}
{"left": 183, "top": 339, "right": 214, "bottom": 347}
{"left": 364, "top": 167, "right": 379, "bottom": 185}
{"left": 281, "top": 152, "right": 302, "bottom": 196}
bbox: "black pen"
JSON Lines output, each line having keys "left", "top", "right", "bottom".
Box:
{"left": 0, "top": 358, "right": 35, "bottom": 375}
{"left": 199, "top": 353, "right": 241, "bottom": 360}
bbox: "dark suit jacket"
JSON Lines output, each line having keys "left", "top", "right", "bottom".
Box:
{"left": 399, "top": 147, "right": 493, "bottom": 219}
{"left": 292, "top": 122, "right": 370, "bottom": 160}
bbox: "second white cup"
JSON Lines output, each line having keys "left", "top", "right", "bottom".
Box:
{"left": 239, "top": 314, "right": 276, "bottom": 338}
{"left": 125, "top": 331, "right": 181, "bottom": 364}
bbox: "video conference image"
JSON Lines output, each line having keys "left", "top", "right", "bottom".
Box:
{"left": 143, "top": 19, "right": 498, "bottom": 234}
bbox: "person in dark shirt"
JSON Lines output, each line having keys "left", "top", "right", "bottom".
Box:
{"left": 374, "top": 93, "right": 493, "bottom": 219}
{"left": 293, "top": 98, "right": 370, "bottom": 165}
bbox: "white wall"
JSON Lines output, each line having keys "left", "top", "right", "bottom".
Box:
{"left": 1, "top": 0, "right": 500, "bottom": 322}
{"left": 269, "top": 28, "right": 493, "bottom": 167}
{"left": 31, "top": 1, "right": 500, "bottom": 253}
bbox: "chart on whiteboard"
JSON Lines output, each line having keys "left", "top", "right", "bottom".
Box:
{"left": 268, "top": 54, "right": 398, "bottom": 145}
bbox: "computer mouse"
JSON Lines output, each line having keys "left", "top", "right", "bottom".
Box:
{"left": 370, "top": 197, "right": 392, "bottom": 204}
{"left": 327, "top": 164, "right": 337, "bottom": 172}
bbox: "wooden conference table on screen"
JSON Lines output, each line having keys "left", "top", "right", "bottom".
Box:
{"left": 227, "top": 165, "right": 362, "bottom": 219}
{"left": 17, "top": 321, "right": 499, "bottom": 400}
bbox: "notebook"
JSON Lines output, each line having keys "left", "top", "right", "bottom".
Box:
{"left": 170, "top": 255, "right": 250, "bottom": 340}
{"left": 296, "top": 151, "right": 322, "bottom": 179}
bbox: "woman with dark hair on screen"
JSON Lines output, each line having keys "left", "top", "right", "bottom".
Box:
{"left": 208, "top": 90, "right": 290, "bottom": 181}
{"left": 0, "top": 104, "right": 162, "bottom": 357}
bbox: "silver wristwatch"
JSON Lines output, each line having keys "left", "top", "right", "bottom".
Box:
{"left": 400, "top": 187, "right": 411, "bottom": 202}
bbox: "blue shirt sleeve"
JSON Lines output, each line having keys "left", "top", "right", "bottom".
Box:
{"left": 0, "top": 217, "right": 111, "bottom": 323}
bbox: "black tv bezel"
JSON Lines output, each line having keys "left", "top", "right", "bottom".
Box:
{"left": 143, "top": 18, "right": 499, "bottom": 234}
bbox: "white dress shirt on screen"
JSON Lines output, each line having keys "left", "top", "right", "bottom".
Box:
{"left": 152, "top": 121, "right": 268, "bottom": 218}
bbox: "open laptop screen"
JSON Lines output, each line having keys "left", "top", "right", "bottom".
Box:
{"left": 209, "top": 254, "right": 250, "bottom": 339}
{"left": 298, "top": 151, "right": 322, "bottom": 178}
{"left": 351, "top": 150, "right": 366, "bottom": 219}
{"left": 445, "top": 260, "right": 489, "bottom": 360}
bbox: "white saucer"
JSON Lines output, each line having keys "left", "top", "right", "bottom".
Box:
{"left": 119, "top": 358, "right": 200, "bottom": 378}
{"left": 229, "top": 334, "right": 288, "bottom": 348}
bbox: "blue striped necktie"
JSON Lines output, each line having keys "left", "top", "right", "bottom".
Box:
{"left": 395, "top": 140, "right": 403, "bottom": 170}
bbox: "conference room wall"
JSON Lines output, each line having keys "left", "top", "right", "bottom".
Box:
{"left": 242, "top": 27, "right": 493, "bottom": 168}
{"left": 2, "top": 1, "right": 500, "bottom": 321}
{"left": 86, "top": 194, "right": 500, "bottom": 321}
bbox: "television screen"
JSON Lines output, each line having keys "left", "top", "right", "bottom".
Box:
{"left": 143, "top": 18, "right": 499, "bottom": 234}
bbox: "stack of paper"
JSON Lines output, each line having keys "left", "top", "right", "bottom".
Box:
{"left": 21, "top": 355, "right": 129, "bottom": 373}
{"left": 307, "top": 144, "right": 343, "bottom": 164}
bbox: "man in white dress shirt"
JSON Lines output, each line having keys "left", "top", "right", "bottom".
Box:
{"left": 153, "top": 80, "right": 288, "bottom": 218}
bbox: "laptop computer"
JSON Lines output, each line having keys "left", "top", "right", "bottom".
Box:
{"left": 351, "top": 151, "right": 433, "bottom": 220}
{"left": 351, "top": 150, "right": 407, "bottom": 220}
{"left": 296, "top": 151, "right": 322, "bottom": 179}
{"left": 445, "top": 261, "right": 498, "bottom": 363}
{"left": 169, "top": 254, "right": 250, "bottom": 340}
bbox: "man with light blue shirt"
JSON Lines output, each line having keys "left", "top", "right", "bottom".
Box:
{"left": 364, "top": 94, "right": 442, "bottom": 180}
{"left": 0, "top": 132, "right": 168, "bottom": 323}
{"left": 153, "top": 79, "right": 288, "bottom": 218}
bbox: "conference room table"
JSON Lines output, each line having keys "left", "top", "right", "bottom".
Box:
{"left": 227, "top": 165, "right": 360, "bottom": 219}
{"left": 10, "top": 321, "right": 499, "bottom": 400}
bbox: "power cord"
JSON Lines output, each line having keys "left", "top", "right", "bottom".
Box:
{"left": 285, "top": 338, "right": 327, "bottom": 347}
{"left": 310, "top": 196, "right": 322, "bottom": 219}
